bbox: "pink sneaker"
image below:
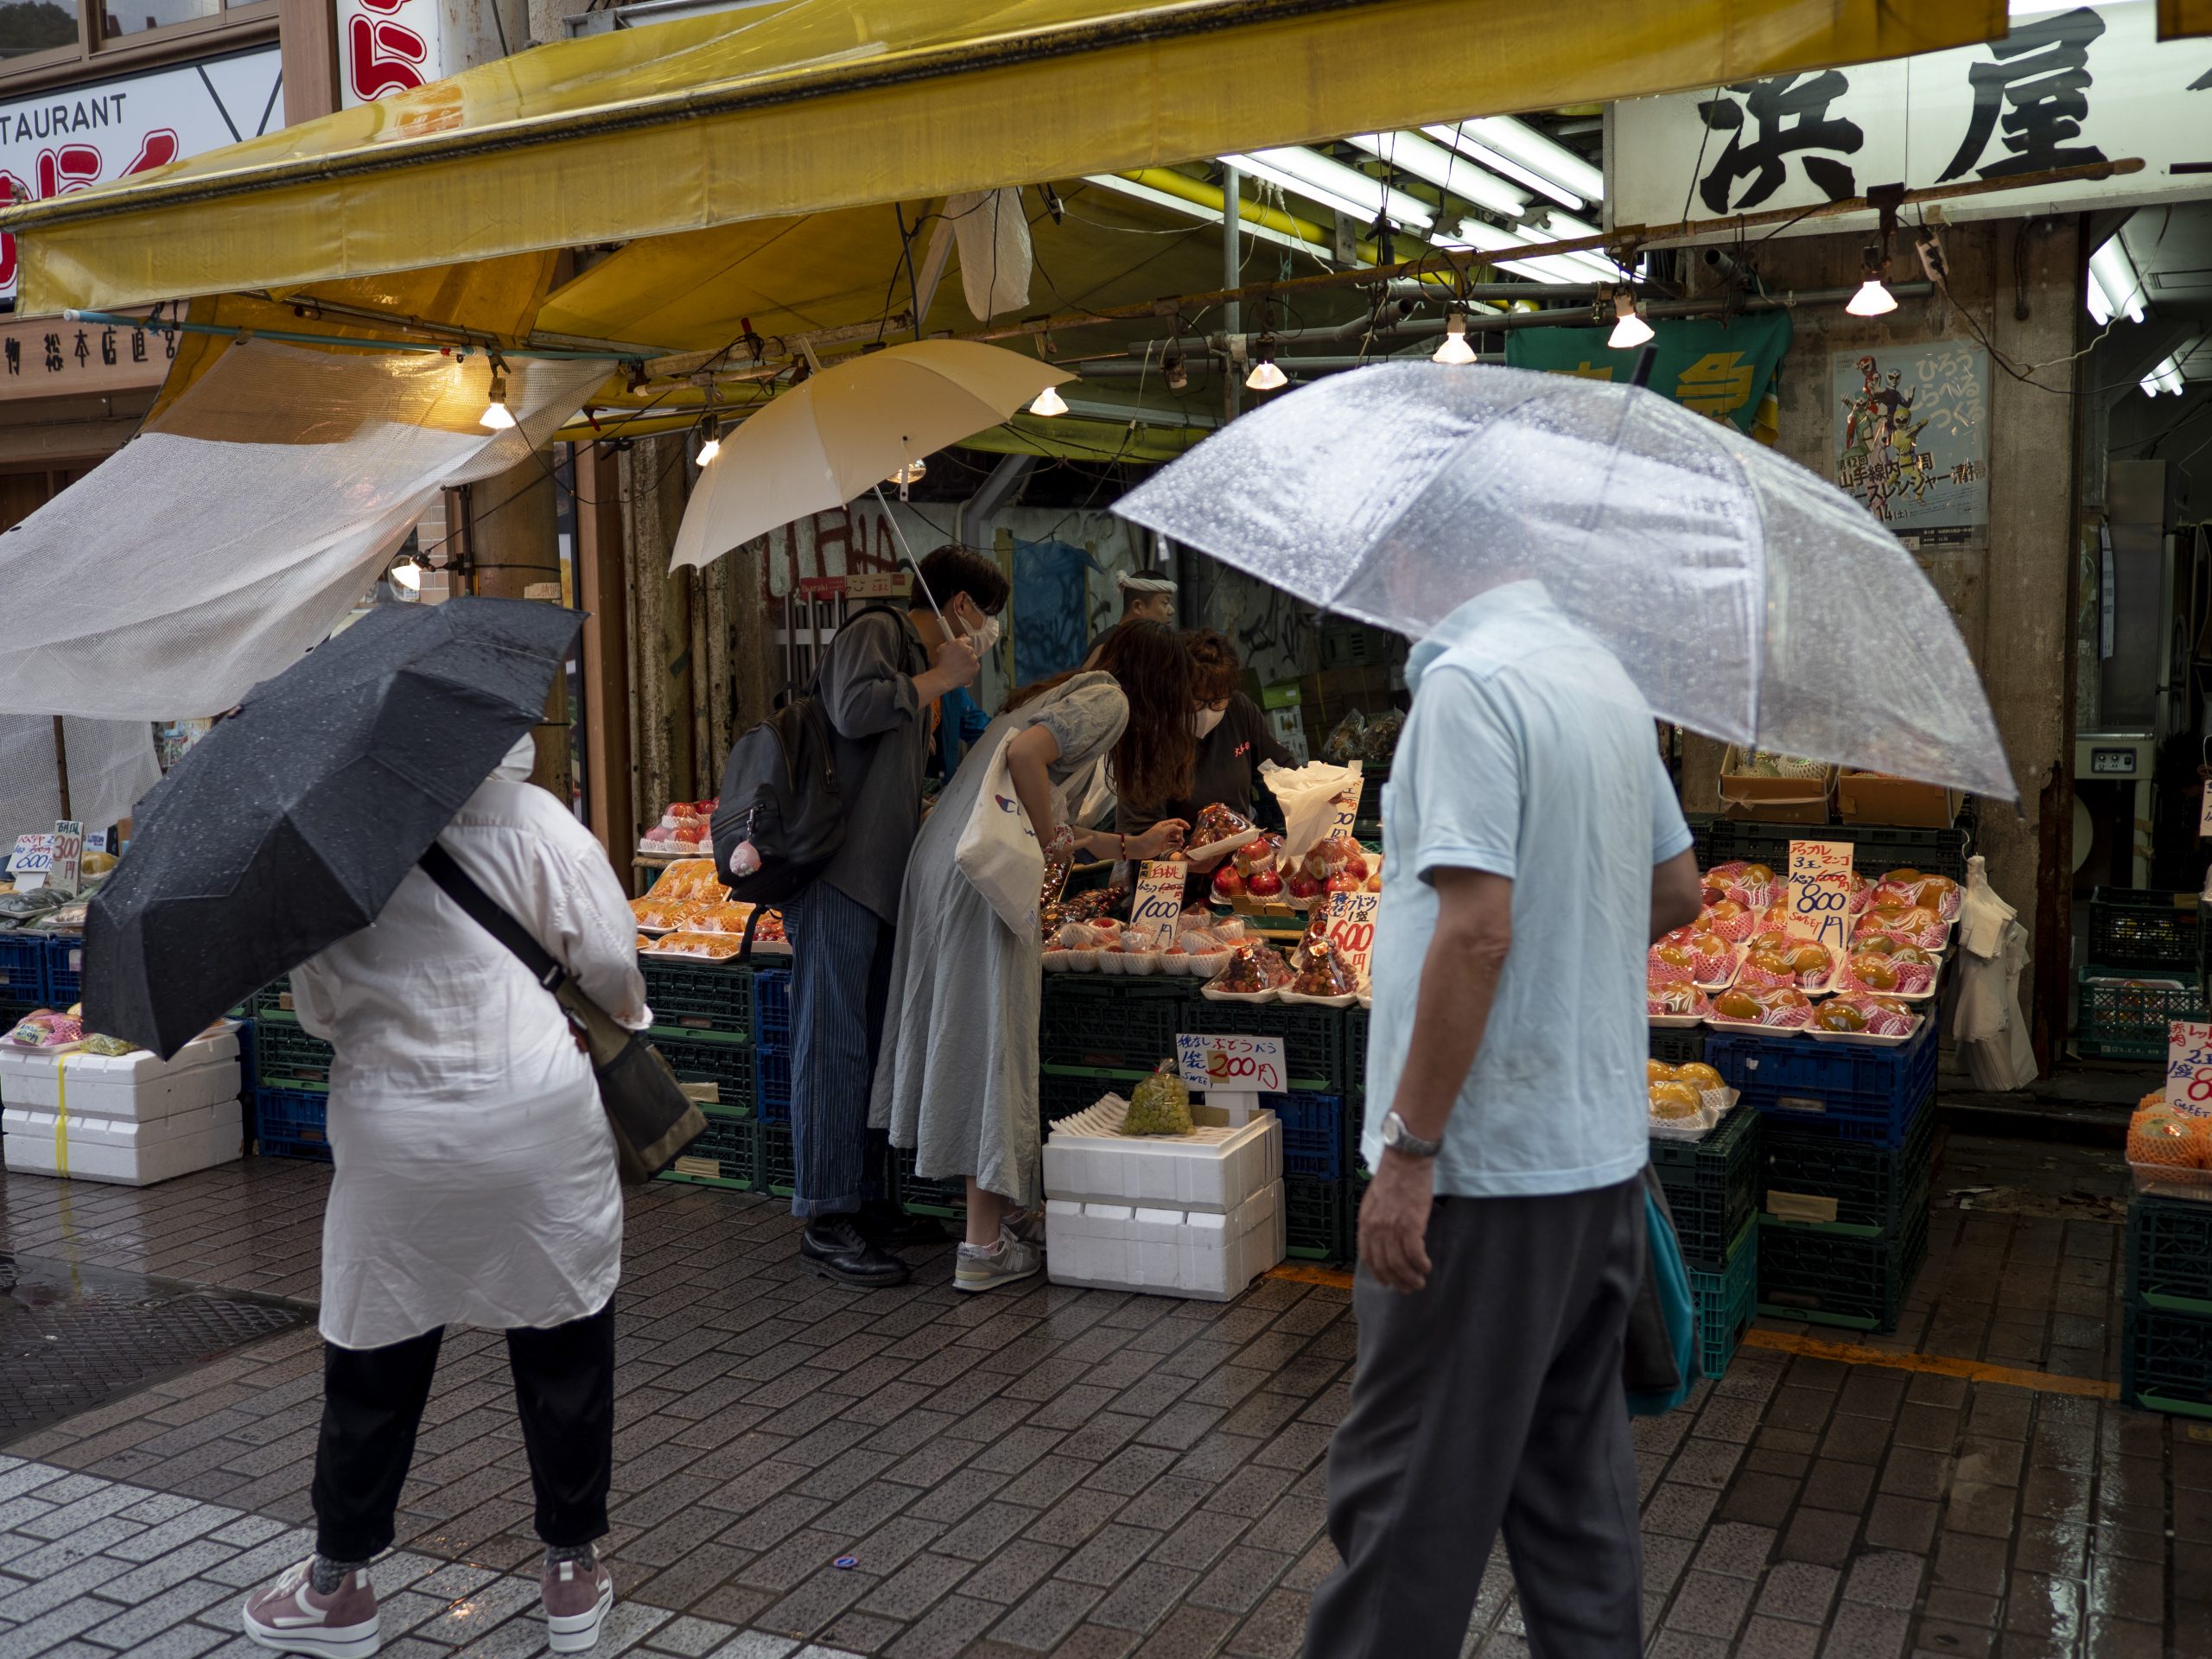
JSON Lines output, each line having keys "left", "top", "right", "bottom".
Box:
{"left": 543, "top": 1554, "right": 614, "bottom": 1653}
{"left": 241, "top": 1559, "right": 380, "bottom": 1658}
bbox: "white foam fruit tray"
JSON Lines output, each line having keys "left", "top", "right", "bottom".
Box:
{"left": 1041, "top": 1095, "right": 1282, "bottom": 1212}
{"left": 0, "top": 1028, "right": 242, "bottom": 1122}
{"left": 3, "top": 1098, "right": 244, "bottom": 1186}
{"left": 1046, "top": 1181, "right": 1286, "bottom": 1302}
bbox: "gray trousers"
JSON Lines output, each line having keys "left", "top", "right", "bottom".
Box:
{"left": 1306, "top": 1177, "right": 1646, "bottom": 1659}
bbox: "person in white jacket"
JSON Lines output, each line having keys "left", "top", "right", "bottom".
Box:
{"left": 242, "top": 735, "right": 649, "bottom": 1659}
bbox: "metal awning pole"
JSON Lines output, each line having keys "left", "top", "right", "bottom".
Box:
{"left": 1222, "top": 164, "right": 1242, "bottom": 423}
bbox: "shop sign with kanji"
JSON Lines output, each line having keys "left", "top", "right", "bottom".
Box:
{"left": 1504, "top": 313, "right": 1792, "bottom": 435}
{"left": 0, "top": 47, "right": 283, "bottom": 305}
{"left": 1611, "top": 1, "right": 2211, "bottom": 237}
{"left": 0, "top": 311, "right": 171, "bottom": 400}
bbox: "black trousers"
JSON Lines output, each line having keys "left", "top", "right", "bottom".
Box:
{"left": 310, "top": 1300, "right": 616, "bottom": 1562}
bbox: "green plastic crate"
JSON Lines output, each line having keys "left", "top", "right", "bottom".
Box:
{"left": 1687, "top": 1220, "right": 1758, "bottom": 1380}
{"left": 1757, "top": 1202, "right": 1929, "bottom": 1334}
{"left": 252, "top": 1013, "right": 335, "bottom": 1086}
{"left": 2076, "top": 967, "right": 2209, "bottom": 1061}
{"left": 657, "top": 1104, "right": 759, "bottom": 1191}
{"left": 640, "top": 959, "right": 753, "bottom": 1038}
{"left": 651, "top": 1030, "right": 755, "bottom": 1113}
{"left": 1649, "top": 1104, "right": 1761, "bottom": 1270}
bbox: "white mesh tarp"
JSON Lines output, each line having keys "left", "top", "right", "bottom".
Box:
{"left": 0, "top": 341, "right": 609, "bottom": 721}
{"left": 0, "top": 715, "right": 159, "bottom": 836}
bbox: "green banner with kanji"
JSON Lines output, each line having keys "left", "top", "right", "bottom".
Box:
{"left": 1503, "top": 312, "right": 1793, "bottom": 433}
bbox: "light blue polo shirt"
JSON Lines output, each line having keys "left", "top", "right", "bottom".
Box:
{"left": 1361, "top": 582, "right": 1693, "bottom": 1197}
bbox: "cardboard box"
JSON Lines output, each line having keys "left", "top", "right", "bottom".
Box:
{"left": 1834, "top": 772, "right": 1961, "bottom": 829}
{"left": 1719, "top": 747, "right": 1834, "bottom": 824}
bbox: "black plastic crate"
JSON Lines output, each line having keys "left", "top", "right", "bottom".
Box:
{"left": 1689, "top": 817, "right": 1968, "bottom": 882}
{"left": 2121, "top": 1301, "right": 2212, "bottom": 1419}
{"left": 2127, "top": 1195, "right": 2212, "bottom": 1315}
{"left": 252, "top": 1014, "right": 335, "bottom": 1086}
{"left": 1649, "top": 1104, "right": 1762, "bottom": 1271}
{"left": 1650, "top": 1027, "right": 1708, "bottom": 1067}
{"left": 1762, "top": 1095, "right": 1936, "bottom": 1236}
{"left": 2087, "top": 887, "right": 2200, "bottom": 976}
{"left": 1039, "top": 977, "right": 1186, "bottom": 1070}
{"left": 256, "top": 1085, "right": 332, "bottom": 1162}
{"left": 2077, "top": 968, "right": 2209, "bottom": 1061}
{"left": 640, "top": 958, "right": 752, "bottom": 1037}
{"left": 1757, "top": 1203, "right": 1929, "bottom": 1333}
{"left": 658, "top": 1104, "right": 759, "bottom": 1191}
{"left": 651, "top": 1032, "right": 754, "bottom": 1112}
{"left": 0, "top": 998, "right": 39, "bottom": 1030}
{"left": 1285, "top": 1174, "right": 1347, "bottom": 1262}
{"left": 756, "top": 1046, "right": 792, "bottom": 1122}
{"left": 1179, "top": 1001, "right": 1341, "bottom": 1091}
{"left": 1039, "top": 1064, "right": 1151, "bottom": 1128}
{"left": 893, "top": 1145, "right": 968, "bottom": 1217}
{"left": 752, "top": 969, "right": 791, "bottom": 1048}
{"left": 759, "top": 1121, "right": 795, "bottom": 1197}
{"left": 1344, "top": 1006, "right": 1369, "bottom": 1103}
{"left": 0, "top": 934, "right": 44, "bottom": 1004}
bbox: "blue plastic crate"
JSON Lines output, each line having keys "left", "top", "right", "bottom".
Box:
{"left": 1262, "top": 1090, "right": 1346, "bottom": 1180}
{"left": 752, "top": 969, "right": 791, "bottom": 1049}
{"left": 0, "top": 934, "right": 44, "bottom": 1004}
{"left": 255, "top": 1086, "right": 332, "bottom": 1162}
{"left": 1704, "top": 1023, "right": 1936, "bottom": 1147}
{"left": 42, "top": 935, "right": 82, "bottom": 1007}
{"left": 1686, "top": 1222, "right": 1758, "bottom": 1380}
{"left": 755, "top": 1046, "right": 792, "bottom": 1122}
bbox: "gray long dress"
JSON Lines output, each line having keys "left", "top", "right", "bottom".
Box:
{"left": 870, "top": 671, "right": 1129, "bottom": 1207}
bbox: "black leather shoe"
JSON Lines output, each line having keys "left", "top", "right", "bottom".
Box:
{"left": 856, "top": 1199, "right": 947, "bottom": 1248}
{"left": 801, "top": 1217, "right": 911, "bottom": 1287}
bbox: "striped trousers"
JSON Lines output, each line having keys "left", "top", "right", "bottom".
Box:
{"left": 781, "top": 880, "right": 894, "bottom": 1218}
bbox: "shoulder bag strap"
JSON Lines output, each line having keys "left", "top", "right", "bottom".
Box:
{"left": 419, "top": 842, "right": 570, "bottom": 994}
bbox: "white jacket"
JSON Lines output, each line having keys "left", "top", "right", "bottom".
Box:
{"left": 294, "top": 739, "right": 650, "bottom": 1349}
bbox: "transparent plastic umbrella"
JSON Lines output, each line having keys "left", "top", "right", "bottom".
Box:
{"left": 1116, "top": 363, "right": 2013, "bottom": 800}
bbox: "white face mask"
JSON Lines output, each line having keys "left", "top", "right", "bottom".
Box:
{"left": 961, "top": 609, "right": 1001, "bottom": 656}
{"left": 1192, "top": 705, "right": 1227, "bottom": 739}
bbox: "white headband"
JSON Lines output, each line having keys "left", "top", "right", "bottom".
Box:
{"left": 1117, "top": 572, "right": 1176, "bottom": 594}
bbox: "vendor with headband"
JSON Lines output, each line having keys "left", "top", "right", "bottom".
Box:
{"left": 1116, "top": 569, "right": 1178, "bottom": 625}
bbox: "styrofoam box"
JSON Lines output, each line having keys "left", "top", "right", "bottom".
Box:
{"left": 3, "top": 1098, "right": 243, "bottom": 1186}
{"left": 0, "top": 1028, "right": 242, "bottom": 1122}
{"left": 1046, "top": 1180, "right": 1285, "bottom": 1301}
{"left": 1042, "top": 1096, "right": 1282, "bottom": 1212}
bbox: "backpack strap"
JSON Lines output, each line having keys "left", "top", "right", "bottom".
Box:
{"left": 419, "top": 842, "right": 570, "bottom": 994}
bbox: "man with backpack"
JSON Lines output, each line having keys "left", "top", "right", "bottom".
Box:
{"left": 772, "top": 547, "right": 1005, "bottom": 1285}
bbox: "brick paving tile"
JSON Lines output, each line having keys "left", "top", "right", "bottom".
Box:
{"left": 0, "top": 1149, "right": 2190, "bottom": 1659}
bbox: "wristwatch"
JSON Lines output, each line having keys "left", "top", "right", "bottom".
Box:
{"left": 1380, "top": 1110, "right": 1442, "bottom": 1160}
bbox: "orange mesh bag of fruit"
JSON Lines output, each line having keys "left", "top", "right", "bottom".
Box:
{"left": 2129, "top": 1100, "right": 2198, "bottom": 1166}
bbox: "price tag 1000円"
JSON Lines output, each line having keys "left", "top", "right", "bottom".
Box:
{"left": 1786, "top": 838, "right": 1855, "bottom": 954}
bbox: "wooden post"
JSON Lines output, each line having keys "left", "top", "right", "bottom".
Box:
{"left": 575, "top": 443, "right": 635, "bottom": 871}
{"left": 50, "top": 716, "right": 68, "bottom": 821}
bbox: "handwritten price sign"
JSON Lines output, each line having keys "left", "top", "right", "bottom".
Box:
{"left": 1329, "top": 791, "right": 1360, "bottom": 838}
{"left": 1786, "top": 839, "right": 1855, "bottom": 953}
{"left": 2167, "top": 1020, "right": 2212, "bottom": 1118}
{"left": 1321, "top": 890, "right": 1379, "bottom": 992}
{"left": 1175, "top": 1032, "right": 1286, "bottom": 1096}
{"left": 1131, "top": 860, "right": 1185, "bottom": 944}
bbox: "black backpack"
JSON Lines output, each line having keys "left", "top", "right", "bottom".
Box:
{"left": 710, "top": 605, "right": 907, "bottom": 907}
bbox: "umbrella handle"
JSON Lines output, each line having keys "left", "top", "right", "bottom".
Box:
{"left": 1629, "top": 346, "right": 1658, "bottom": 390}
{"left": 871, "top": 484, "right": 949, "bottom": 628}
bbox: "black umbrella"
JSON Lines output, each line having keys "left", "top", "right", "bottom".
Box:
{"left": 86, "top": 597, "right": 584, "bottom": 1058}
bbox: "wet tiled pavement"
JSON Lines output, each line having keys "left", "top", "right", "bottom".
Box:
{"left": 0, "top": 1135, "right": 2200, "bottom": 1659}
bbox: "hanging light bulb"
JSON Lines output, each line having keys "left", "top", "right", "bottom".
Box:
{"left": 479, "top": 365, "right": 517, "bottom": 430}
{"left": 887, "top": 457, "right": 927, "bottom": 486}
{"left": 1846, "top": 245, "right": 1898, "bottom": 317}
{"left": 1245, "top": 337, "right": 1287, "bottom": 391}
{"left": 1607, "top": 292, "right": 1655, "bottom": 349}
{"left": 1028, "top": 384, "right": 1069, "bottom": 417}
{"left": 389, "top": 554, "right": 422, "bottom": 594}
{"left": 1431, "top": 310, "right": 1478, "bottom": 365}
{"left": 695, "top": 414, "right": 721, "bottom": 465}
{"left": 1164, "top": 346, "right": 1189, "bottom": 391}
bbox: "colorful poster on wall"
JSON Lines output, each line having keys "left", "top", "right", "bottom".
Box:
{"left": 1830, "top": 345, "right": 1990, "bottom": 548}
{"left": 1504, "top": 313, "right": 1792, "bottom": 434}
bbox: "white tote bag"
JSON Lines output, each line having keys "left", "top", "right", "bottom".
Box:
{"left": 956, "top": 721, "right": 1047, "bottom": 936}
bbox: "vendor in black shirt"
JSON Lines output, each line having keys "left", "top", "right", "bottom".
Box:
{"left": 1117, "top": 630, "right": 1296, "bottom": 858}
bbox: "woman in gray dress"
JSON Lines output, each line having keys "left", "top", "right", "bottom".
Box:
{"left": 872, "top": 622, "right": 1198, "bottom": 1293}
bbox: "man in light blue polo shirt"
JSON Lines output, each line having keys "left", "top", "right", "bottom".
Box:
{"left": 1306, "top": 579, "right": 1701, "bottom": 1659}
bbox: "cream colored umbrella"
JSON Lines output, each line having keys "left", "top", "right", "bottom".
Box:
{"left": 669, "top": 340, "right": 1073, "bottom": 575}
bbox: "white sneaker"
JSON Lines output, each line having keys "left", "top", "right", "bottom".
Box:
{"left": 955, "top": 1230, "right": 1043, "bottom": 1294}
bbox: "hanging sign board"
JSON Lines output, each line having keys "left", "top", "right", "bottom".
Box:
{"left": 1611, "top": 3, "right": 2212, "bottom": 242}
{"left": 48, "top": 820, "right": 82, "bottom": 896}
{"left": 1130, "top": 861, "right": 1185, "bottom": 944}
{"left": 2197, "top": 781, "right": 2212, "bottom": 838}
{"left": 337, "top": 0, "right": 449, "bottom": 106}
{"left": 1175, "top": 1031, "right": 1285, "bottom": 1128}
{"left": 2167, "top": 1020, "right": 2212, "bottom": 1117}
{"left": 1786, "top": 839, "right": 1856, "bottom": 953}
{"left": 1320, "top": 890, "right": 1380, "bottom": 993}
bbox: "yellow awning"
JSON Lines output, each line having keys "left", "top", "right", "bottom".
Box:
{"left": 2161, "top": 0, "right": 2212, "bottom": 35}
{"left": 4, "top": 0, "right": 2005, "bottom": 316}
